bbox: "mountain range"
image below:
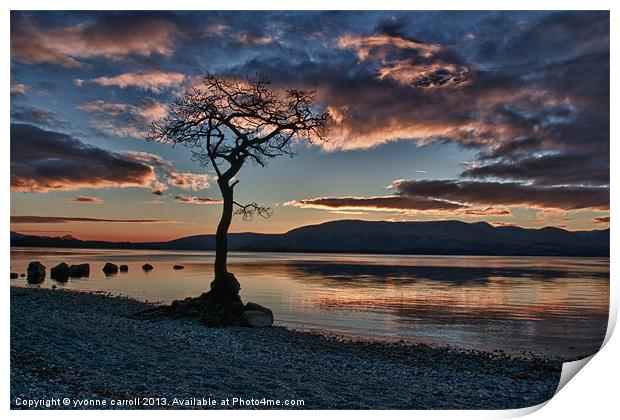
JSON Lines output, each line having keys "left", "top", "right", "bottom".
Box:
{"left": 10, "top": 219, "right": 610, "bottom": 257}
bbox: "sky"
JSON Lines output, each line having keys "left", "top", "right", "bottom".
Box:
{"left": 10, "top": 11, "right": 609, "bottom": 241}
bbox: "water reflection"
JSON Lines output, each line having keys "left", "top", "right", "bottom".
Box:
{"left": 10, "top": 247, "right": 609, "bottom": 360}
{"left": 272, "top": 261, "right": 609, "bottom": 284}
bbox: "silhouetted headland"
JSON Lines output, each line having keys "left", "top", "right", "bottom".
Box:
{"left": 11, "top": 219, "right": 609, "bottom": 257}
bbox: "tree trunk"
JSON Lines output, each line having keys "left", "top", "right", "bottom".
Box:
{"left": 209, "top": 179, "right": 241, "bottom": 300}
{"left": 146, "top": 179, "right": 244, "bottom": 325}
{"left": 214, "top": 182, "right": 232, "bottom": 278}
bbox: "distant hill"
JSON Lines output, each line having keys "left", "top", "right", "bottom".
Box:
{"left": 10, "top": 219, "right": 610, "bottom": 257}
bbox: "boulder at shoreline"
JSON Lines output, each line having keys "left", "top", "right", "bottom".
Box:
{"left": 102, "top": 263, "right": 118, "bottom": 276}
{"left": 120, "top": 265, "right": 129, "bottom": 272}
{"left": 142, "top": 263, "right": 154, "bottom": 271}
{"left": 50, "top": 263, "right": 70, "bottom": 282}
{"left": 26, "top": 261, "right": 46, "bottom": 283}
{"left": 69, "top": 264, "right": 90, "bottom": 278}
{"left": 243, "top": 302, "right": 274, "bottom": 327}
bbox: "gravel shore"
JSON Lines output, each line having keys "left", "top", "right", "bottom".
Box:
{"left": 11, "top": 286, "right": 561, "bottom": 409}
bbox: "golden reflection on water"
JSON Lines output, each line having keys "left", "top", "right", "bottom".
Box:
{"left": 10, "top": 248, "right": 609, "bottom": 360}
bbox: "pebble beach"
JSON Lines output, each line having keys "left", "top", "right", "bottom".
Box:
{"left": 11, "top": 286, "right": 562, "bottom": 409}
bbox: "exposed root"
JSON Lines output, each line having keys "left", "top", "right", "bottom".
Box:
{"left": 132, "top": 292, "right": 247, "bottom": 326}
{"left": 133, "top": 273, "right": 248, "bottom": 326}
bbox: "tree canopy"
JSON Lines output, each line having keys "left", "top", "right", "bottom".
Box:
{"left": 149, "top": 74, "right": 329, "bottom": 180}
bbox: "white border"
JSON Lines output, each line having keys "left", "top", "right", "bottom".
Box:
{"left": 3, "top": 1, "right": 617, "bottom": 419}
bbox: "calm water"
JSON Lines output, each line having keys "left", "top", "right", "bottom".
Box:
{"left": 10, "top": 247, "right": 609, "bottom": 360}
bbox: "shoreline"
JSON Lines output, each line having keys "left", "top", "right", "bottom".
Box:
{"left": 10, "top": 244, "right": 610, "bottom": 258}
{"left": 11, "top": 286, "right": 562, "bottom": 409}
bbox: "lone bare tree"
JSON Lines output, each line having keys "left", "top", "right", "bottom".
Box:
{"left": 146, "top": 74, "right": 329, "bottom": 325}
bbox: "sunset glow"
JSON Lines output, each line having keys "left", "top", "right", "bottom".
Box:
{"left": 10, "top": 11, "right": 609, "bottom": 241}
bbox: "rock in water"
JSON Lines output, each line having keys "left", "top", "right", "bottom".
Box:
{"left": 10, "top": 272, "right": 18, "bottom": 279}
{"left": 142, "top": 263, "right": 154, "bottom": 271}
{"left": 27, "top": 261, "right": 46, "bottom": 283}
{"left": 50, "top": 262, "right": 70, "bottom": 282}
{"left": 173, "top": 265, "right": 184, "bottom": 270}
{"left": 69, "top": 263, "right": 90, "bottom": 278}
{"left": 244, "top": 302, "right": 274, "bottom": 324}
{"left": 102, "top": 263, "right": 118, "bottom": 275}
{"left": 119, "top": 265, "right": 129, "bottom": 272}
{"left": 243, "top": 310, "right": 273, "bottom": 327}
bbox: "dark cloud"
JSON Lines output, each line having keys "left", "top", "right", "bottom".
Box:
{"left": 10, "top": 123, "right": 156, "bottom": 192}
{"left": 8, "top": 11, "right": 609, "bottom": 216}
{"left": 11, "top": 12, "right": 178, "bottom": 67}
{"left": 285, "top": 195, "right": 467, "bottom": 212}
{"left": 289, "top": 176, "right": 608, "bottom": 214}
{"left": 11, "top": 216, "right": 165, "bottom": 223}
{"left": 477, "top": 137, "right": 542, "bottom": 160}
{"left": 391, "top": 179, "right": 609, "bottom": 211}
{"left": 11, "top": 104, "right": 70, "bottom": 129}
{"left": 462, "top": 152, "right": 609, "bottom": 187}
{"left": 473, "top": 11, "right": 609, "bottom": 66}
{"left": 224, "top": 11, "right": 608, "bottom": 190}
{"left": 464, "top": 207, "right": 511, "bottom": 216}
{"left": 69, "top": 196, "right": 104, "bottom": 204}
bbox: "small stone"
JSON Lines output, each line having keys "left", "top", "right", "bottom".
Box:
{"left": 10, "top": 272, "right": 18, "bottom": 279}
{"left": 51, "top": 285, "right": 57, "bottom": 289}
{"left": 173, "top": 265, "right": 184, "bottom": 270}
{"left": 142, "top": 263, "right": 154, "bottom": 271}
{"left": 102, "top": 263, "right": 119, "bottom": 275}
{"left": 119, "top": 265, "right": 129, "bottom": 272}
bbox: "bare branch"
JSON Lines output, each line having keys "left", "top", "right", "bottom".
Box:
{"left": 146, "top": 73, "right": 330, "bottom": 185}
{"left": 233, "top": 201, "right": 273, "bottom": 221}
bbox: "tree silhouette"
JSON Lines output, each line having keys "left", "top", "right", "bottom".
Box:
{"left": 146, "top": 74, "right": 329, "bottom": 325}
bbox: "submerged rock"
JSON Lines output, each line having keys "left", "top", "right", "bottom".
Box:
{"left": 69, "top": 263, "right": 90, "bottom": 278}
{"left": 142, "top": 263, "right": 154, "bottom": 271}
{"left": 173, "top": 265, "right": 184, "bottom": 270}
{"left": 102, "top": 263, "right": 118, "bottom": 275}
{"left": 50, "top": 263, "right": 70, "bottom": 282}
{"left": 119, "top": 265, "right": 129, "bottom": 272}
{"left": 10, "top": 272, "right": 18, "bottom": 279}
{"left": 27, "top": 262, "right": 46, "bottom": 283}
